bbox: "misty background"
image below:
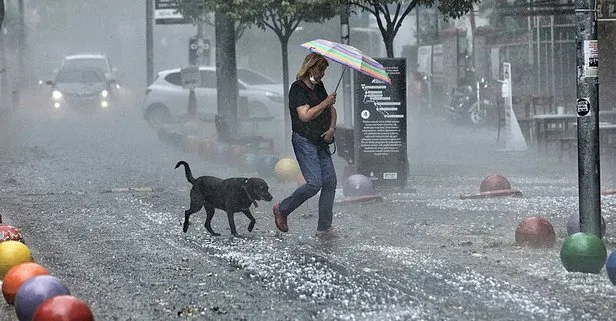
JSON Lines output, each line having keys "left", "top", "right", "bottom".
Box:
{"left": 5, "top": 0, "right": 480, "bottom": 125}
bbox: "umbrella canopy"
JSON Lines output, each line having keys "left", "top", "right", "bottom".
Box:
{"left": 301, "top": 39, "right": 391, "bottom": 85}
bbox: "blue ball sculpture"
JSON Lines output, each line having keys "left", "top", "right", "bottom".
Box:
{"left": 343, "top": 174, "right": 376, "bottom": 197}
{"left": 212, "top": 142, "right": 230, "bottom": 162}
{"left": 15, "top": 275, "right": 70, "bottom": 321}
{"left": 606, "top": 250, "right": 616, "bottom": 285}
{"left": 255, "top": 155, "right": 280, "bottom": 178}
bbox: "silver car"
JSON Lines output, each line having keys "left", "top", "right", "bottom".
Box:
{"left": 46, "top": 67, "right": 112, "bottom": 111}
{"left": 142, "top": 66, "right": 284, "bottom": 127}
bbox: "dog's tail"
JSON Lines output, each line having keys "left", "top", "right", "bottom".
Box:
{"left": 175, "top": 161, "right": 196, "bottom": 184}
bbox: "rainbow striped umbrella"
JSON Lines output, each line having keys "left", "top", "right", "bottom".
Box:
{"left": 301, "top": 39, "right": 391, "bottom": 91}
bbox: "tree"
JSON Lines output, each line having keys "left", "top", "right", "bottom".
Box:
{"left": 340, "top": 0, "right": 481, "bottom": 58}
{"left": 178, "top": 0, "right": 338, "bottom": 148}
{"left": 246, "top": 0, "right": 339, "bottom": 146}
{"left": 176, "top": 0, "right": 253, "bottom": 135}
{"left": 0, "top": 0, "right": 4, "bottom": 29}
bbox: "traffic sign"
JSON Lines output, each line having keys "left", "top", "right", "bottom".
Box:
{"left": 155, "top": 0, "right": 191, "bottom": 24}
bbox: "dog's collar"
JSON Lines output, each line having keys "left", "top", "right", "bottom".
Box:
{"left": 242, "top": 179, "right": 258, "bottom": 208}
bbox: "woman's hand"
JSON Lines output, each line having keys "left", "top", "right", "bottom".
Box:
{"left": 321, "top": 127, "right": 335, "bottom": 143}
{"left": 324, "top": 93, "right": 337, "bottom": 107}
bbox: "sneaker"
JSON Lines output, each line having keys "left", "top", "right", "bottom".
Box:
{"left": 315, "top": 226, "right": 336, "bottom": 239}
{"left": 272, "top": 203, "right": 288, "bottom": 232}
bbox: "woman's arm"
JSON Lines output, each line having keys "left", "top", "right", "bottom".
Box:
{"left": 329, "top": 105, "right": 337, "bottom": 130}
{"left": 296, "top": 93, "right": 336, "bottom": 122}
{"left": 321, "top": 106, "right": 337, "bottom": 143}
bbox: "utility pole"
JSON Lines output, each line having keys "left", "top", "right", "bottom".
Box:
{"left": 340, "top": 5, "right": 352, "bottom": 126}
{"left": 146, "top": 0, "right": 154, "bottom": 86}
{"left": 575, "top": 0, "right": 601, "bottom": 237}
{"left": 0, "top": 0, "right": 6, "bottom": 112}
{"left": 196, "top": 7, "right": 207, "bottom": 66}
{"left": 0, "top": 0, "right": 4, "bottom": 29}
{"left": 16, "top": 0, "right": 24, "bottom": 107}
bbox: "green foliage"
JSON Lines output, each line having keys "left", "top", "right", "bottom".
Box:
{"left": 437, "top": 0, "right": 481, "bottom": 20}
{"left": 177, "top": 0, "right": 338, "bottom": 35}
{"left": 246, "top": 0, "right": 338, "bottom": 33}
{"left": 339, "top": 0, "right": 481, "bottom": 57}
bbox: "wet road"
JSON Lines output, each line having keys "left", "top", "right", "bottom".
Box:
{"left": 1, "top": 102, "right": 616, "bottom": 320}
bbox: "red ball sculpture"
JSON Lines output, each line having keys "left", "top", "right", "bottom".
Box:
{"left": 2, "top": 262, "right": 49, "bottom": 305}
{"left": 480, "top": 174, "right": 511, "bottom": 193}
{"left": 33, "top": 295, "right": 94, "bottom": 321}
{"left": 515, "top": 216, "right": 556, "bottom": 248}
{"left": 0, "top": 224, "right": 23, "bottom": 243}
{"left": 227, "top": 145, "right": 248, "bottom": 165}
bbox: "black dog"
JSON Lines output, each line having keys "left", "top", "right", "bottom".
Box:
{"left": 175, "top": 161, "right": 273, "bottom": 236}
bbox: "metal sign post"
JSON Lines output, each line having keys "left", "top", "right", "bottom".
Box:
{"left": 576, "top": 0, "right": 602, "bottom": 237}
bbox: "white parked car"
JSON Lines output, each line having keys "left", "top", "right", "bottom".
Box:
{"left": 142, "top": 66, "right": 284, "bottom": 127}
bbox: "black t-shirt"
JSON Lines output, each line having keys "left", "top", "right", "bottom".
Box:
{"left": 288, "top": 80, "right": 331, "bottom": 145}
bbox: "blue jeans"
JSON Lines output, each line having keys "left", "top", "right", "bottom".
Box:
{"left": 279, "top": 132, "right": 337, "bottom": 231}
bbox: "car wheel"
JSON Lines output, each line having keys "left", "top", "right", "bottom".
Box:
{"left": 146, "top": 104, "right": 171, "bottom": 128}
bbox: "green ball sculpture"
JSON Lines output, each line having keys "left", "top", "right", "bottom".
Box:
{"left": 560, "top": 232, "right": 607, "bottom": 274}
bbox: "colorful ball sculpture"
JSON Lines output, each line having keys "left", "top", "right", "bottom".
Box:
{"left": 343, "top": 174, "right": 376, "bottom": 197}
{"left": 2, "top": 262, "right": 49, "bottom": 305}
{"left": 479, "top": 174, "right": 511, "bottom": 193}
{"left": 15, "top": 275, "right": 71, "bottom": 321}
{"left": 606, "top": 250, "right": 616, "bottom": 285}
{"left": 0, "top": 224, "right": 23, "bottom": 242}
{"left": 197, "top": 139, "right": 215, "bottom": 160}
{"left": 227, "top": 145, "right": 248, "bottom": 166}
{"left": 515, "top": 216, "right": 556, "bottom": 248}
{"left": 566, "top": 213, "right": 606, "bottom": 239}
{"left": 255, "top": 155, "right": 280, "bottom": 178}
{"left": 32, "top": 295, "right": 94, "bottom": 321}
{"left": 296, "top": 172, "right": 306, "bottom": 185}
{"left": 239, "top": 153, "right": 258, "bottom": 171}
{"left": 182, "top": 135, "right": 201, "bottom": 153}
{"left": 0, "top": 240, "right": 33, "bottom": 280}
{"left": 168, "top": 131, "right": 184, "bottom": 148}
{"left": 212, "top": 142, "right": 230, "bottom": 162}
{"left": 560, "top": 232, "right": 607, "bottom": 274}
{"left": 274, "top": 158, "right": 301, "bottom": 182}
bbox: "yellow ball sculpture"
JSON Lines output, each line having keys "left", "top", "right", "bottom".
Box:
{"left": 274, "top": 158, "right": 301, "bottom": 182}
{"left": 0, "top": 240, "right": 33, "bottom": 280}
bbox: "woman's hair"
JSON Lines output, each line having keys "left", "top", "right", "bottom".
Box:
{"left": 296, "top": 52, "right": 329, "bottom": 80}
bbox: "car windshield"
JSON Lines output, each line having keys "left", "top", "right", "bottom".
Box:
{"left": 56, "top": 68, "right": 105, "bottom": 84}
{"left": 64, "top": 58, "right": 109, "bottom": 73}
{"left": 237, "top": 69, "right": 276, "bottom": 85}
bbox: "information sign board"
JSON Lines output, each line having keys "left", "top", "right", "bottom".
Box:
{"left": 354, "top": 58, "right": 408, "bottom": 189}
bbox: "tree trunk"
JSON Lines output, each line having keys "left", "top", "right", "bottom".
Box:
{"left": 215, "top": 10, "right": 238, "bottom": 136}
{"left": 280, "top": 35, "right": 291, "bottom": 152}
{"left": 383, "top": 33, "right": 395, "bottom": 58}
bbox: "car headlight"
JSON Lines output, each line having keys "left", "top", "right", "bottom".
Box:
{"left": 100, "top": 90, "right": 109, "bottom": 98}
{"left": 52, "top": 90, "right": 62, "bottom": 100}
{"left": 265, "top": 91, "right": 283, "bottom": 103}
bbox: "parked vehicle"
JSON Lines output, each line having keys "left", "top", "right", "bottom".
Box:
{"left": 142, "top": 66, "right": 284, "bottom": 127}
{"left": 445, "top": 76, "right": 495, "bottom": 125}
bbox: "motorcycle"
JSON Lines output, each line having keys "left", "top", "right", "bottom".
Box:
{"left": 446, "top": 77, "right": 494, "bottom": 125}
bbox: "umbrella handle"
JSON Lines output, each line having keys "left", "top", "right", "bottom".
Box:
{"left": 333, "top": 66, "right": 347, "bottom": 93}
